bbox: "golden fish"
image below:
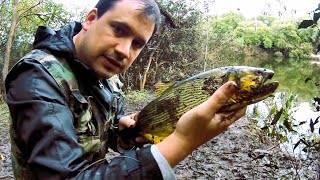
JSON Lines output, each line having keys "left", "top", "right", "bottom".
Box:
{"left": 134, "top": 66, "right": 279, "bottom": 144}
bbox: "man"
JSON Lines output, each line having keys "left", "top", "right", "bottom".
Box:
{"left": 5, "top": 0, "right": 246, "bottom": 179}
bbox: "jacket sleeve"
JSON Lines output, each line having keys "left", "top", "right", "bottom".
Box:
{"left": 5, "top": 58, "right": 169, "bottom": 180}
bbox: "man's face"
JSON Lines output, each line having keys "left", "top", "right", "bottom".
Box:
{"left": 76, "top": 0, "right": 155, "bottom": 78}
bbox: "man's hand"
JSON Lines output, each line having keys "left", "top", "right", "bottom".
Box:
{"left": 156, "top": 81, "right": 247, "bottom": 167}
{"left": 119, "top": 113, "right": 138, "bottom": 131}
{"left": 118, "top": 114, "right": 150, "bottom": 149}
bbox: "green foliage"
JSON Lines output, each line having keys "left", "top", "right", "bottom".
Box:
{"left": 243, "top": 30, "right": 261, "bottom": 45}
{"left": 251, "top": 91, "right": 319, "bottom": 154}
{"left": 249, "top": 93, "right": 299, "bottom": 144}
{"left": 297, "top": 28, "right": 314, "bottom": 43}
{"left": 274, "top": 51, "right": 283, "bottom": 58}
{"left": 124, "top": 90, "right": 154, "bottom": 104}
{"left": 311, "top": 28, "right": 320, "bottom": 43}
{"left": 209, "top": 12, "right": 244, "bottom": 37}
{"left": 262, "top": 37, "right": 273, "bottom": 49}
{"left": 273, "top": 33, "right": 287, "bottom": 49}
{"left": 0, "top": 0, "right": 84, "bottom": 67}
{"left": 274, "top": 51, "right": 283, "bottom": 62}
{"left": 227, "top": 17, "right": 315, "bottom": 62}
{"left": 270, "top": 93, "right": 297, "bottom": 133}
{"left": 289, "top": 49, "right": 300, "bottom": 59}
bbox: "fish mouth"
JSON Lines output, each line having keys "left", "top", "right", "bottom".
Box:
{"left": 249, "top": 81, "right": 279, "bottom": 100}
{"left": 220, "top": 81, "right": 279, "bottom": 112}
{"left": 260, "top": 68, "right": 275, "bottom": 85}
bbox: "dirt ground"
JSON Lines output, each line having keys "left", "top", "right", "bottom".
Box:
{"left": 0, "top": 104, "right": 12, "bottom": 180}
{"left": 0, "top": 100, "right": 319, "bottom": 179}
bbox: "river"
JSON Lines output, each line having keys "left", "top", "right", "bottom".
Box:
{"left": 247, "top": 59, "right": 320, "bottom": 157}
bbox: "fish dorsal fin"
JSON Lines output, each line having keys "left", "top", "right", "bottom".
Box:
{"left": 154, "top": 81, "right": 175, "bottom": 96}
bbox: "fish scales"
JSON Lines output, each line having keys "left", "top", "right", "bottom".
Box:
{"left": 140, "top": 82, "right": 208, "bottom": 126}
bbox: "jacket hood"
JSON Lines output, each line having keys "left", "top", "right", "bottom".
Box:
{"left": 32, "top": 22, "right": 101, "bottom": 82}
{"left": 33, "top": 22, "right": 82, "bottom": 59}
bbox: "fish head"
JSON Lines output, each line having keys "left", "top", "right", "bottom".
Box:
{"left": 221, "top": 66, "right": 279, "bottom": 111}
{"left": 226, "top": 66, "right": 275, "bottom": 92}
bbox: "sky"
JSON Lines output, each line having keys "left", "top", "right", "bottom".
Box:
{"left": 53, "top": 0, "right": 97, "bottom": 10}
{"left": 53, "top": 0, "right": 320, "bottom": 19}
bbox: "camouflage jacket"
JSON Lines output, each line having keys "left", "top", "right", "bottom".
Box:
{"left": 5, "top": 22, "right": 162, "bottom": 179}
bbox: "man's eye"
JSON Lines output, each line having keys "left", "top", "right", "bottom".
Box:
{"left": 113, "top": 25, "right": 125, "bottom": 36}
{"left": 132, "top": 40, "right": 144, "bottom": 49}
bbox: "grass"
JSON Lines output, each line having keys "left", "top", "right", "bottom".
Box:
{"left": 124, "top": 90, "right": 155, "bottom": 104}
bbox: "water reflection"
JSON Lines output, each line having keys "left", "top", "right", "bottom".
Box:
{"left": 263, "top": 60, "right": 320, "bottom": 101}
{"left": 247, "top": 91, "right": 320, "bottom": 157}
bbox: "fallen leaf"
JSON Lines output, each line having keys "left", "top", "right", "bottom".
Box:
{"left": 1, "top": 153, "right": 5, "bottom": 161}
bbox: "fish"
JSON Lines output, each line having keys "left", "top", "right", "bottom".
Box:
{"left": 131, "top": 66, "right": 279, "bottom": 144}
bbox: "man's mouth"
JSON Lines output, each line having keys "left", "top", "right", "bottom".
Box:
{"left": 104, "top": 56, "right": 122, "bottom": 70}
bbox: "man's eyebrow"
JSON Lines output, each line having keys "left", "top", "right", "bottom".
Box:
{"left": 112, "top": 21, "right": 148, "bottom": 45}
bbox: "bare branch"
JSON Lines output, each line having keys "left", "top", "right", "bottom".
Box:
{"left": 20, "top": 12, "right": 47, "bottom": 21}
{"left": 21, "top": 12, "right": 49, "bottom": 18}
{"left": 18, "top": 0, "right": 44, "bottom": 19}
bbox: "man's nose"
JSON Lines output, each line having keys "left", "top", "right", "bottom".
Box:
{"left": 115, "top": 39, "right": 131, "bottom": 60}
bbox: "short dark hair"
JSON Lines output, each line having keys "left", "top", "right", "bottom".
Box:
{"left": 94, "top": 0, "right": 161, "bottom": 35}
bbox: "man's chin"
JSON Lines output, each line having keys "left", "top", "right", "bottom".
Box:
{"left": 95, "top": 65, "right": 124, "bottom": 79}
{"left": 95, "top": 70, "right": 115, "bottom": 79}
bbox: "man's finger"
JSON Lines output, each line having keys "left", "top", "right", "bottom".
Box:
{"left": 218, "top": 106, "right": 247, "bottom": 125}
{"left": 198, "top": 81, "right": 237, "bottom": 116}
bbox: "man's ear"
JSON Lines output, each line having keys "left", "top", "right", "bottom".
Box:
{"left": 82, "top": 8, "right": 98, "bottom": 31}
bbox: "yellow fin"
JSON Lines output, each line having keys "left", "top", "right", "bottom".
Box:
{"left": 154, "top": 81, "right": 175, "bottom": 96}
{"left": 143, "top": 133, "right": 165, "bottom": 144}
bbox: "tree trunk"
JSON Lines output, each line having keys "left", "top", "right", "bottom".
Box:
{"left": 139, "top": 54, "right": 154, "bottom": 91}
{"left": 139, "top": 38, "right": 163, "bottom": 91}
{"left": 2, "top": 0, "right": 19, "bottom": 83}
